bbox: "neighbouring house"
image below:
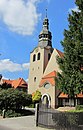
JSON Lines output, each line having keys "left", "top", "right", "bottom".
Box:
{"left": 58, "top": 92, "right": 83, "bottom": 107}
{"left": 0, "top": 76, "right": 28, "bottom": 92}
{"left": 28, "top": 14, "right": 83, "bottom": 108}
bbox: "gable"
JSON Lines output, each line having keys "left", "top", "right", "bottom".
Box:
{"left": 2, "top": 78, "right": 28, "bottom": 89}
{"left": 39, "top": 71, "right": 56, "bottom": 87}
{"left": 43, "top": 49, "right": 63, "bottom": 76}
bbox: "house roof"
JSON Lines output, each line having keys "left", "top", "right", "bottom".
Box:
{"left": 2, "top": 78, "right": 28, "bottom": 89}
{"left": 3, "top": 79, "right": 12, "bottom": 85}
{"left": 77, "top": 92, "right": 83, "bottom": 98}
{"left": 58, "top": 92, "right": 68, "bottom": 98}
{"left": 39, "top": 71, "right": 56, "bottom": 87}
{"left": 58, "top": 92, "right": 83, "bottom": 98}
{"left": 56, "top": 49, "right": 64, "bottom": 58}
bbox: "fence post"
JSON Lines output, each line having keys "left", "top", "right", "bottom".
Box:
{"left": 35, "top": 103, "right": 39, "bottom": 127}
{"left": 2, "top": 109, "right": 5, "bottom": 118}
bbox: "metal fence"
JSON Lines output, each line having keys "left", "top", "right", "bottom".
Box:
{"left": 37, "top": 103, "right": 83, "bottom": 130}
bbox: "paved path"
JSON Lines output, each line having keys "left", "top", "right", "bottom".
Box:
{"left": 0, "top": 116, "right": 54, "bottom": 130}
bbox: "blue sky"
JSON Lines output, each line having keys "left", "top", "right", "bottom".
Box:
{"left": 0, "top": 0, "right": 77, "bottom": 81}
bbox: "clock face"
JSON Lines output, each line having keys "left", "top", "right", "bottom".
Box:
{"left": 35, "top": 48, "right": 39, "bottom": 53}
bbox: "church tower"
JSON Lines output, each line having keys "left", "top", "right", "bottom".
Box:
{"left": 28, "top": 13, "right": 53, "bottom": 94}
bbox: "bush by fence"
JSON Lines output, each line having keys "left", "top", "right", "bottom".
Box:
{"left": 76, "top": 105, "right": 83, "bottom": 110}
{"left": 52, "top": 112, "right": 83, "bottom": 130}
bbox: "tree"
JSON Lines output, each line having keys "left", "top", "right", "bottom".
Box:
{"left": 0, "top": 88, "right": 32, "bottom": 110}
{"left": 56, "top": 0, "right": 83, "bottom": 98}
{"left": 32, "top": 90, "right": 42, "bottom": 103}
{"left": 0, "top": 82, "right": 12, "bottom": 89}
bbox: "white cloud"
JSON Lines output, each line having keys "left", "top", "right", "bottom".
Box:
{"left": 0, "top": 59, "right": 30, "bottom": 72}
{"left": 22, "top": 63, "right": 30, "bottom": 70}
{"left": 0, "top": 0, "right": 41, "bottom": 35}
{"left": 69, "top": 6, "right": 81, "bottom": 13}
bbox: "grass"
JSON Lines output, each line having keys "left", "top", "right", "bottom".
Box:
{"left": 68, "top": 109, "right": 83, "bottom": 113}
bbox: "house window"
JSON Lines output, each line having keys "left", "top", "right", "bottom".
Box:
{"left": 33, "top": 54, "right": 36, "bottom": 62}
{"left": 34, "top": 77, "right": 36, "bottom": 82}
{"left": 48, "top": 53, "right": 51, "bottom": 61}
{"left": 65, "top": 99, "right": 69, "bottom": 103}
{"left": 37, "top": 53, "right": 40, "bottom": 60}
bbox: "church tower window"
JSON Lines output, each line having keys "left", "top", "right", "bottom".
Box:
{"left": 48, "top": 53, "right": 51, "bottom": 61}
{"left": 34, "top": 77, "right": 36, "bottom": 82}
{"left": 33, "top": 54, "right": 36, "bottom": 62}
{"left": 37, "top": 53, "right": 40, "bottom": 60}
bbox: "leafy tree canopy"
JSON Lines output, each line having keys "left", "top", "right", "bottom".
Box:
{"left": 0, "top": 82, "right": 12, "bottom": 89}
{"left": 0, "top": 88, "right": 32, "bottom": 110}
{"left": 32, "top": 90, "right": 42, "bottom": 103}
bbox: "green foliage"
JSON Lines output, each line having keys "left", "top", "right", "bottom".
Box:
{"left": 5, "top": 109, "right": 34, "bottom": 118}
{"left": 68, "top": 110, "right": 83, "bottom": 112}
{"left": 56, "top": 0, "right": 83, "bottom": 97}
{"left": 0, "top": 109, "right": 2, "bottom": 115}
{"left": 5, "top": 110, "right": 21, "bottom": 118}
{"left": 28, "top": 103, "right": 35, "bottom": 108}
{"left": 32, "top": 90, "right": 42, "bottom": 103}
{"left": 76, "top": 105, "right": 83, "bottom": 110}
{"left": 0, "top": 82, "right": 12, "bottom": 89}
{"left": 0, "top": 88, "right": 32, "bottom": 110}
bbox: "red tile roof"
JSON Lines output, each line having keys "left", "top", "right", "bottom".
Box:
{"left": 58, "top": 92, "right": 68, "bottom": 98}
{"left": 2, "top": 78, "right": 28, "bottom": 89}
{"left": 56, "top": 49, "right": 64, "bottom": 57}
{"left": 77, "top": 92, "right": 83, "bottom": 98}
{"left": 58, "top": 92, "right": 83, "bottom": 98}
{"left": 3, "top": 79, "right": 12, "bottom": 85}
{"left": 39, "top": 71, "right": 56, "bottom": 87}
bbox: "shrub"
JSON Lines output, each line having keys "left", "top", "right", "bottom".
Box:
{"left": 32, "top": 90, "right": 41, "bottom": 103}
{"left": 4, "top": 109, "right": 35, "bottom": 118}
{"left": 0, "top": 109, "right": 2, "bottom": 116}
{"left": 0, "top": 88, "right": 32, "bottom": 110}
{"left": 5, "top": 110, "right": 21, "bottom": 118}
{"left": 28, "top": 103, "right": 34, "bottom": 108}
{"left": 76, "top": 105, "right": 83, "bottom": 110}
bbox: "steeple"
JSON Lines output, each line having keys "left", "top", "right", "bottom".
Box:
{"left": 43, "top": 9, "right": 49, "bottom": 30}
{"left": 38, "top": 9, "right": 52, "bottom": 48}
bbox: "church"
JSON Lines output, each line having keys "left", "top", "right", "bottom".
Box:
{"left": 28, "top": 15, "right": 83, "bottom": 108}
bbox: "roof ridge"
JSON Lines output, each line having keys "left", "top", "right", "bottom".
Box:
{"left": 43, "top": 71, "right": 56, "bottom": 78}
{"left": 56, "top": 49, "right": 64, "bottom": 57}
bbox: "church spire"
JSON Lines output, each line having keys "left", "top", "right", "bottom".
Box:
{"left": 38, "top": 10, "right": 52, "bottom": 48}
{"left": 46, "top": 8, "right": 47, "bottom": 18}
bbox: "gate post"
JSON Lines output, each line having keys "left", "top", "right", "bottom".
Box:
{"left": 35, "top": 103, "right": 39, "bottom": 127}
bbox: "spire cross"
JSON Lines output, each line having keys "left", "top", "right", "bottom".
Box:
{"left": 46, "top": 8, "right": 47, "bottom": 18}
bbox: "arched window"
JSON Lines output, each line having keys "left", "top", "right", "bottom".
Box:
{"left": 48, "top": 53, "right": 51, "bottom": 61}
{"left": 34, "top": 77, "right": 36, "bottom": 82}
{"left": 33, "top": 54, "right": 36, "bottom": 62}
{"left": 37, "top": 53, "right": 40, "bottom": 60}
